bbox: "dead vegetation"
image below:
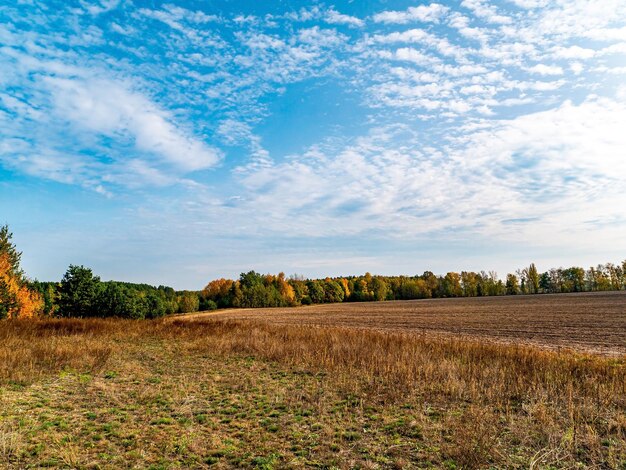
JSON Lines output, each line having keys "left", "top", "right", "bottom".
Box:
{"left": 1, "top": 311, "right": 625, "bottom": 468}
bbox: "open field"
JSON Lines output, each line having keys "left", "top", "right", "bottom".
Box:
{"left": 187, "top": 291, "right": 626, "bottom": 356}
{"left": 1, "top": 294, "right": 626, "bottom": 469}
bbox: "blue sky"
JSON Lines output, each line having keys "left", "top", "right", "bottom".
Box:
{"left": 1, "top": 0, "right": 626, "bottom": 289}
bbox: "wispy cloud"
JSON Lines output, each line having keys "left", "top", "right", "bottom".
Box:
{"left": 216, "top": 96, "right": 626, "bottom": 248}
{"left": 44, "top": 76, "right": 221, "bottom": 172}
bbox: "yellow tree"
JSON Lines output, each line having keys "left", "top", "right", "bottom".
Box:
{"left": 339, "top": 278, "right": 351, "bottom": 299}
{"left": 276, "top": 272, "right": 296, "bottom": 305}
{"left": 0, "top": 225, "right": 43, "bottom": 319}
{"left": 202, "top": 278, "right": 234, "bottom": 300}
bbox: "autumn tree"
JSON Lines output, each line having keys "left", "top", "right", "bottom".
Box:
{"left": 338, "top": 278, "right": 351, "bottom": 299}
{"left": 276, "top": 272, "right": 296, "bottom": 306}
{"left": 0, "top": 253, "right": 19, "bottom": 319}
{"left": 0, "top": 225, "right": 43, "bottom": 319}
{"left": 202, "top": 278, "right": 234, "bottom": 307}
{"left": 288, "top": 277, "right": 309, "bottom": 304}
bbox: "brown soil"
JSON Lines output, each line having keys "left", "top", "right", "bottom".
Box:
{"left": 185, "top": 291, "right": 626, "bottom": 356}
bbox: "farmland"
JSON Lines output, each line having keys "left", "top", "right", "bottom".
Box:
{"left": 189, "top": 291, "right": 626, "bottom": 355}
{"left": 1, "top": 293, "right": 625, "bottom": 469}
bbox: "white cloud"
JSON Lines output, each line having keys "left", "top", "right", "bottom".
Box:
{"left": 552, "top": 46, "right": 596, "bottom": 60}
{"left": 593, "top": 66, "right": 626, "bottom": 74}
{"left": 585, "top": 26, "right": 626, "bottom": 42}
{"left": 162, "top": 4, "right": 219, "bottom": 23}
{"left": 80, "top": 0, "right": 120, "bottom": 16}
{"left": 0, "top": 139, "right": 88, "bottom": 185}
{"left": 43, "top": 77, "right": 221, "bottom": 172}
{"left": 139, "top": 5, "right": 219, "bottom": 26}
{"left": 223, "top": 97, "right": 626, "bottom": 246}
{"left": 325, "top": 9, "right": 364, "bottom": 28}
{"left": 508, "top": 0, "right": 549, "bottom": 8}
{"left": 527, "top": 63, "right": 564, "bottom": 75}
{"left": 110, "top": 22, "right": 136, "bottom": 35}
{"left": 570, "top": 62, "right": 584, "bottom": 75}
{"left": 371, "top": 29, "right": 469, "bottom": 61}
{"left": 447, "top": 13, "right": 490, "bottom": 43}
{"left": 392, "top": 47, "right": 441, "bottom": 66}
{"left": 297, "top": 26, "right": 345, "bottom": 47}
{"left": 372, "top": 29, "right": 430, "bottom": 44}
{"left": 461, "top": 0, "right": 512, "bottom": 24}
{"left": 599, "top": 43, "right": 626, "bottom": 55}
{"left": 373, "top": 4, "right": 449, "bottom": 24}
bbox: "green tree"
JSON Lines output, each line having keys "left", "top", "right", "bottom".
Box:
{"left": 58, "top": 265, "right": 101, "bottom": 317}
{"left": 178, "top": 291, "right": 200, "bottom": 313}
{"left": 371, "top": 277, "right": 389, "bottom": 301}
{"left": 461, "top": 271, "right": 479, "bottom": 297}
{"left": 31, "top": 281, "right": 59, "bottom": 317}
{"left": 539, "top": 271, "right": 553, "bottom": 293}
{"left": 351, "top": 278, "right": 371, "bottom": 301}
{"left": 505, "top": 274, "right": 519, "bottom": 295}
{"left": 323, "top": 279, "right": 345, "bottom": 303}
{"left": 442, "top": 272, "right": 462, "bottom": 297}
{"left": 306, "top": 280, "right": 325, "bottom": 304}
{"left": 0, "top": 279, "right": 17, "bottom": 320}
{"left": 420, "top": 271, "right": 438, "bottom": 298}
{"left": 288, "top": 278, "right": 309, "bottom": 305}
{"left": 96, "top": 282, "right": 126, "bottom": 317}
{"left": 569, "top": 267, "right": 586, "bottom": 292}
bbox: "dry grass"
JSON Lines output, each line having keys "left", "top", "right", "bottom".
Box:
{"left": 0, "top": 319, "right": 115, "bottom": 384}
{"left": 0, "top": 316, "right": 625, "bottom": 468}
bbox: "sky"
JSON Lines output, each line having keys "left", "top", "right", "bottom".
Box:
{"left": 1, "top": 0, "right": 626, "bottom": 289}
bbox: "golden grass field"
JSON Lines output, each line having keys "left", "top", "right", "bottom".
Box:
{"left": 1, "top": 292, "right": 625, "bottom": 469}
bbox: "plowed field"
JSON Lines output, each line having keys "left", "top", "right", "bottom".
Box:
{"left": 188, "top": 291, "right": 626, "bottom": 355}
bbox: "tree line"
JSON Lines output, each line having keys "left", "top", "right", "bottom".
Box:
{"left": 1, "top": 224, "right": 625, "bottom": 319}
{"left": 201, "top": 262, "right": 626, "bottom": 309}
{"left": 30, "top": 265, "right": 202, "bottom": 319}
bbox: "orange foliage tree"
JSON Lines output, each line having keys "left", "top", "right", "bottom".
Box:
{"left": 0, "top": 225, "right": 43, "bottom": 319}
{"left": 276, "top": 272, "right": 296, "bottom": 305}
{"left": 203, "top": 278, "right": 234, "bottom": 300}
